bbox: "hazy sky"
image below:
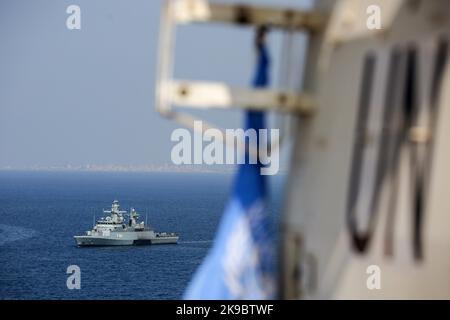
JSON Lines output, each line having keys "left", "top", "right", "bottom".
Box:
{"left": 0, "top": 0, "right": 311, "bottom": 167}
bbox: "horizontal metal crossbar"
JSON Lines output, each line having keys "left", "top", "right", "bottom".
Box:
{"left": 172, "top": 0, "right": 325, "bottom": 31}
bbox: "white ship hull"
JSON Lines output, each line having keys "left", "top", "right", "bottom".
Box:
{"left": 74, "top": 234, "right": 179, "bottom": 246}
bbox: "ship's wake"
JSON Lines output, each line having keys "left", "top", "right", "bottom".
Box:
{"left": 179, "top": 240, "right": 212, "bottom": 244}
{"left": 0, "top": 224, "right": 37, "bottom": 246}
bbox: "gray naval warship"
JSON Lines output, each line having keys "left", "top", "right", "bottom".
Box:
{"left": 74, "top": 200, "right": 179, "bottom": 246}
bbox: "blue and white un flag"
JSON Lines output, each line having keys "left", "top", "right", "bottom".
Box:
{"left": 184, "top": 37, "right": 277, "bottom": 299}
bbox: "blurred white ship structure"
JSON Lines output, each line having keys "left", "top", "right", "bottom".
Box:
{"left": 74, "top": 200, "right": 178, "bottom": 246}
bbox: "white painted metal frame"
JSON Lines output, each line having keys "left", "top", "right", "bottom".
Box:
{"left": 171, "top": 0, "right": 324, "bottom": 30}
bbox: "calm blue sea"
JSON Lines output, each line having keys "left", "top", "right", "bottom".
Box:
{"left": 0, "top": 171, "right": 282, "bottom": 300}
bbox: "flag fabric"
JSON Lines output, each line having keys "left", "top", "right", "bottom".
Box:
{"left": 184, "top": 41, "right": 277, "bottom": 299}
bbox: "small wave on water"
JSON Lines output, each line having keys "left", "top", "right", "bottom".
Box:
{"left": 0, "top": 224, "right": 38, "bottom": 246}
{"left": 179, "top": 240, "right": 213, "bottom": 244}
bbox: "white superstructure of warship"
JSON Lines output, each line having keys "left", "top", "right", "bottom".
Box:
{"left": 74, "top": 200, "right": 178, "bottom": 246}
